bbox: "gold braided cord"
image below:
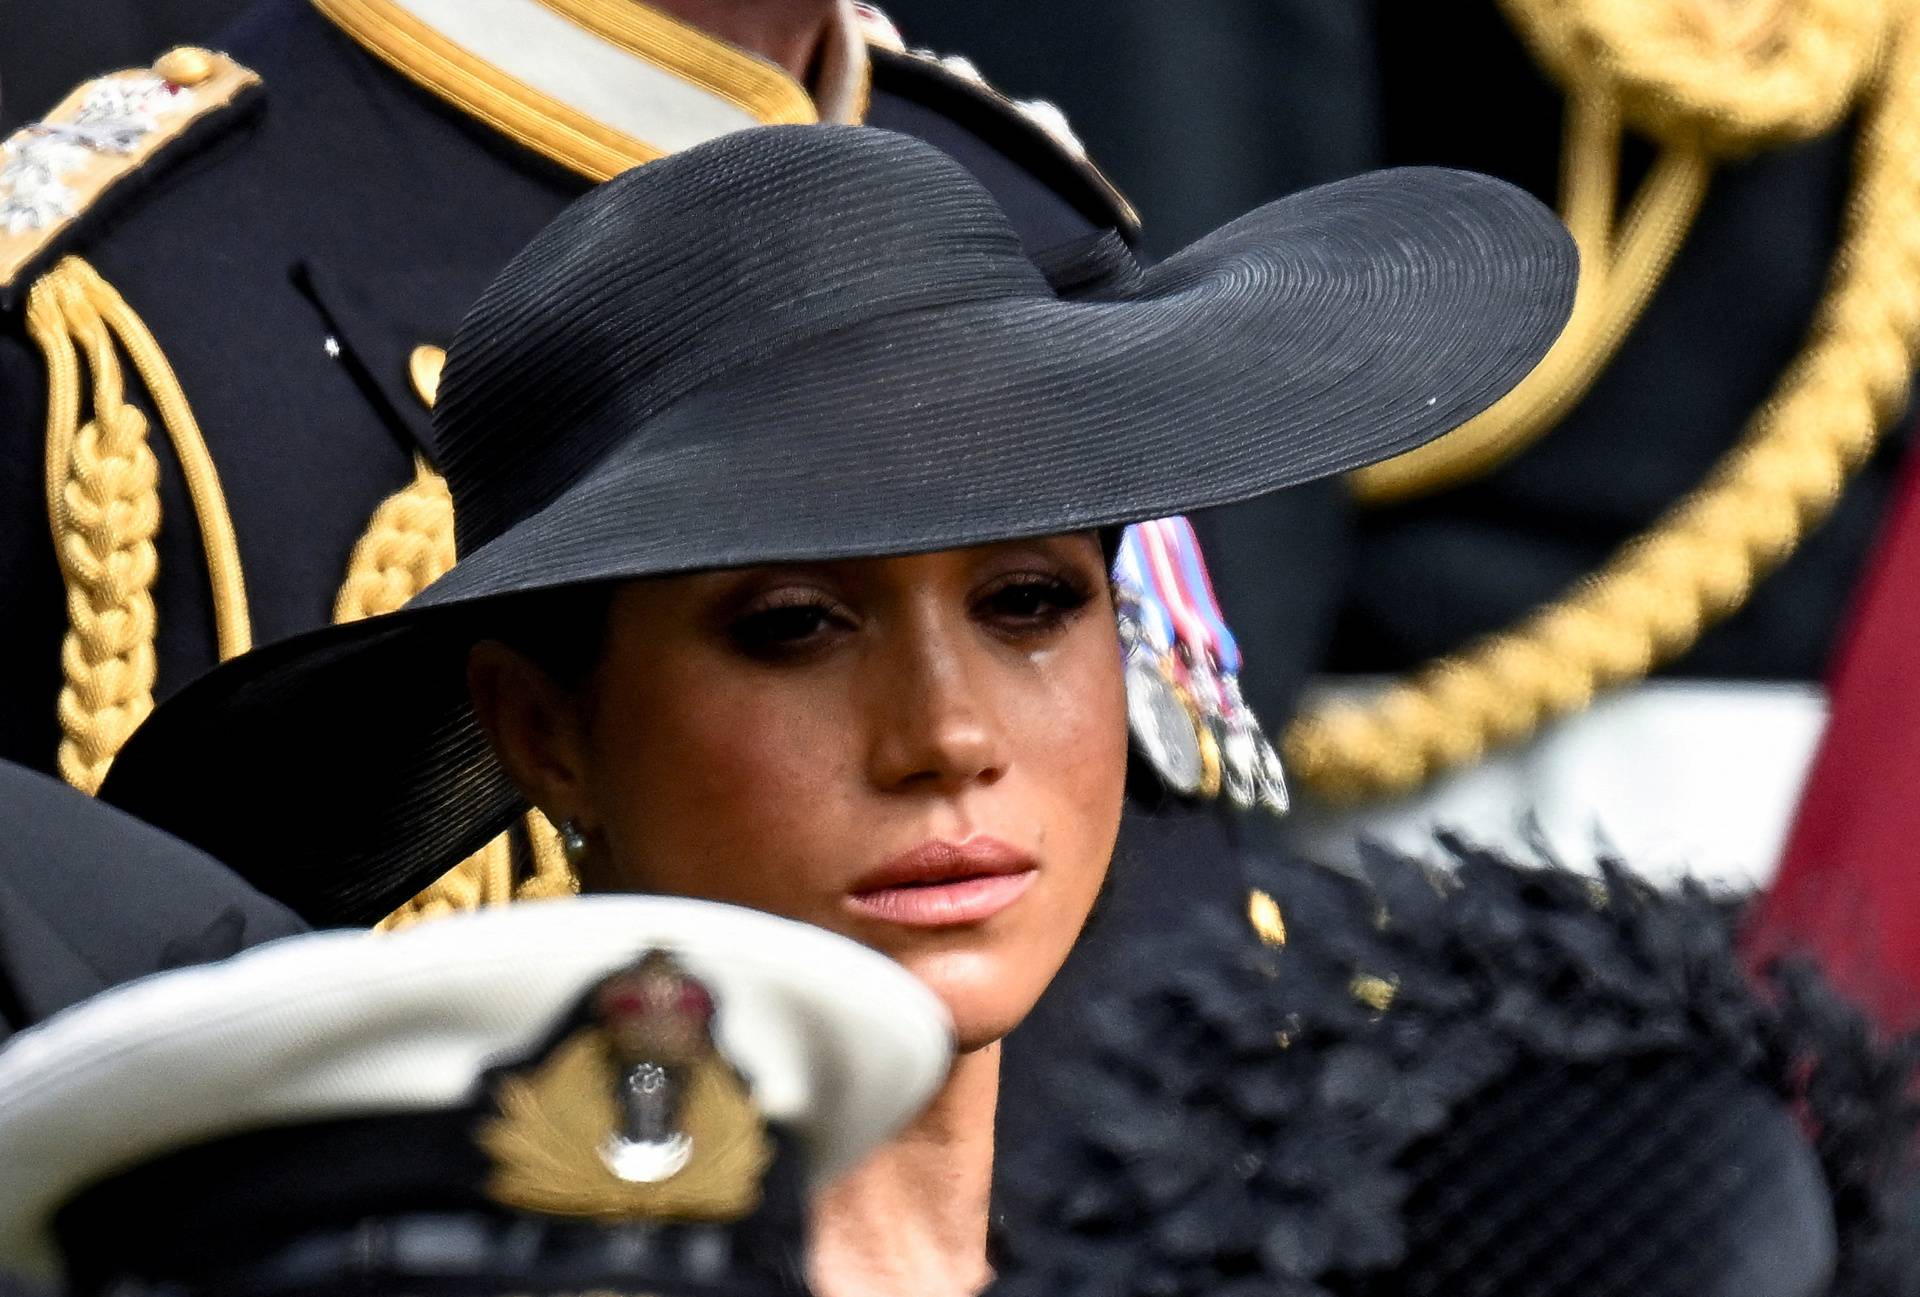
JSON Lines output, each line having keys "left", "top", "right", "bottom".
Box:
{"left": 516, "top": 811, "right": 581, "bottom": 899}
{"left": 373, "top": 834, "right": 518, "bottom": 931}
{"left": 84, "top": 264, "right": 252, "bottom": 662}
{"left": 1519, "top": 0, "right": 1886, "bottom": 153}
{"left": 328, "top": 456, "right": 503, "bottom": 928}
{"left": 22, "top": 257, "right": 571, "bottom": 912}
{"left": 31, "top": 270, "right": 160, "bottom": 794}
{"left": 26, "top": 282, "right": 82, "bottom": 546}
{"left": 1287, "top": 2, "right": 1920, "bottom": 804}
{"left": 27, "top": 257, "right": 254, "bottom": 793}
{"left": 332, "top": 455, "right": 458, "bottom": 624}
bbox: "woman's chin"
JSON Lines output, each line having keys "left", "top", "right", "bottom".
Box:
{"left": 894, "top": 945, "right": 1048, "bottom": 1054}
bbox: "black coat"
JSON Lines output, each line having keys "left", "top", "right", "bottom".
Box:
{"left": 0, "top": 758, "right": 306, "bottom": 1043}
{"left": 0, "top": 0, "right": 254, "bottom": 133}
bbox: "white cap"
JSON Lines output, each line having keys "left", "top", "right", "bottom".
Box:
{"left": 0, "top": 895, "right": 953, "bottom": 1281}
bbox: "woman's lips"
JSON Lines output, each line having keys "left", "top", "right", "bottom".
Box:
{"left": 844, "top": 838, "right": 1039, "bottom": 928}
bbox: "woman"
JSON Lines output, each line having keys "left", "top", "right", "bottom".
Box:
{"left": 99, "top": 125, "right": 1576, "bottom": 1295}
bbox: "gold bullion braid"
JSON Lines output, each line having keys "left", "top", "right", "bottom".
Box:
{"left": 1287, "top": 1, "right": 1920, "bottom": 804}
{"left": 332, "top": 455, "right": 458, "bottom": 624}
{"left": 37, "top": 280, "right": 159, "bottom": 794}
{"left": 20, "top": 257, "right": 569, "bottom": 911}
{"left": 1513, "top": 0, "right": 1885, "bottom": 153}
{"left": 29, "top": 257, "right": 252, "bottom": 793}
{"left": 84, "top": 262, "right": 252, "bottom": 662}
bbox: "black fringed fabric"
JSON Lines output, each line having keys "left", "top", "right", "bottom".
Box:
{"left": 990, "top": 842, "right": 1920, "bottom": 1297}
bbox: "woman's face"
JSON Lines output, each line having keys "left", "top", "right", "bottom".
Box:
{"left": 474, "top": 536, "right": 1128, "bottom": 1052}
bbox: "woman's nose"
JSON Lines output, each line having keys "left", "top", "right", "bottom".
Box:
{"left": 866, "top": 629, "right": 1009, "bottom": 794}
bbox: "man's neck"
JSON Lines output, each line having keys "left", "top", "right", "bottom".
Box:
{"left": 807, "top": 1041, "right": 999, "bottom": 1297}
{"left": 645, "top": 0, "right": 839, "bottom": 83}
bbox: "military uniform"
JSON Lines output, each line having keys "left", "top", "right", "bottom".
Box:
{"left": 0, "top": 1, "right": 251, "bottom": 133}
{"left": 0, "top": 757, "right": 304, "bottom": 1043}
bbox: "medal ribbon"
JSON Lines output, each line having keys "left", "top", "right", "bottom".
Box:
{"left": 1131, "top": 519, "right": 1232, "bottom": 703}
{"left": 1166, "top": 516, "right": 1240, "bottom": 675}
{"left": 1114, "top": 527, "right": 1176, "bottom": 659}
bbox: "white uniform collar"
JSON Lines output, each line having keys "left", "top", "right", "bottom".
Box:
{"left": 313, "top": 0, "right": 871, "bottom": 180}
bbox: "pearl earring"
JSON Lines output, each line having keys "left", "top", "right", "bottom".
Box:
{"left": 559, "top": 818, "right": 590, "bottom": 867}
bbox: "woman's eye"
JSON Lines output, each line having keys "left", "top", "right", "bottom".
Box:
{"left": 977, "top": 575, "right": 1093, "bottom": 632}
{"left": 726, "top": 601, "right": 848, "bottom": 659}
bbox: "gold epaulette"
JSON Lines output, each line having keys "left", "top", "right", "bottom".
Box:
{"left": 1, "top": 48, "right": 261, "bottom": 302}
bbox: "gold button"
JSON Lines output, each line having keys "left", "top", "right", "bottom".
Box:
{"left": 155, "top": 47, "right": 218, "bottom": 87}
{"left": 1349, "top": 973, "right": 1399, "bottom": 1013}
{"left": 409, "top": 344, "right": 448, "bottom": 410}
{"left": 1247, "top": 888, "right": 1287, "bottom": 947}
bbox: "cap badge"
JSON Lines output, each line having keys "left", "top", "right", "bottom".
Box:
{"left": 479, "top": 951, "right": 773, "bottom": 1221}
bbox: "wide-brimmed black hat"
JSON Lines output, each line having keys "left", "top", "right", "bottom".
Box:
{"left": 101, "top": 125, "right": 1575, "bottom": 924}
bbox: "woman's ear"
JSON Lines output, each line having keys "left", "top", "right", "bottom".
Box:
{"left": 467, "top": 640, "right": 593, "bottom": 825}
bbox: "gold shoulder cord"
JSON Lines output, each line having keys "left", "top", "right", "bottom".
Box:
{"left": 29, "top": 258, "right": 253, "bottom": 794}
{"left": 28, "top": 267, "right": 565, "bottom": 919}
{"left": 1285, "top": 0, "right": 1920, "bottom": 804}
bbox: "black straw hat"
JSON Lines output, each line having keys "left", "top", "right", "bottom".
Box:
{"left": 101, "top": 126, "right": 1576, "bottom": 924}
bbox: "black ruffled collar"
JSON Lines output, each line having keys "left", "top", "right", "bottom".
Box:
{"left": 990, "top": 843, "right": 1920, "bottom": 1297}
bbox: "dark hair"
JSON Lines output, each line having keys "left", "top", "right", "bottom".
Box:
{"left": 480, "top": 581, "right": 621, "bottom": 690}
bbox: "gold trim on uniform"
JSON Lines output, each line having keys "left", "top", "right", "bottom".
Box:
{"left": 310, "top": 0, "right": 879, "bottom": 183}
{"left": 530, "top": 0, "right": 816, "bottom": 126}
{"left": 313, "top": 0, "right": 667, "bottom": 179}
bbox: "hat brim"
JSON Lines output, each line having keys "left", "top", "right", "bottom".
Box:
{"left": 103, "top": 165, "right": 1576, "bottom": 923}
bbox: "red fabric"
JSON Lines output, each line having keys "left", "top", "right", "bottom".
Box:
{"left": 1746, "top": 437, "right": 1920, "bottom": 1032}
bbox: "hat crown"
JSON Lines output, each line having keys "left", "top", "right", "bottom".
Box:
{"left": 435, "top": 126, "right": 1049, "bottom": 554}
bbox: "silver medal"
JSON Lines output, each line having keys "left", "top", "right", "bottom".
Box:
{"left": 1254, "top": 733, "right": 1292, "bottom": 815}
{"left": 1222, "top": 674, "right": 1290, "bottom": 816}
{"left": 1125, "top": 652, "right": 1207, "bottom": 796}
